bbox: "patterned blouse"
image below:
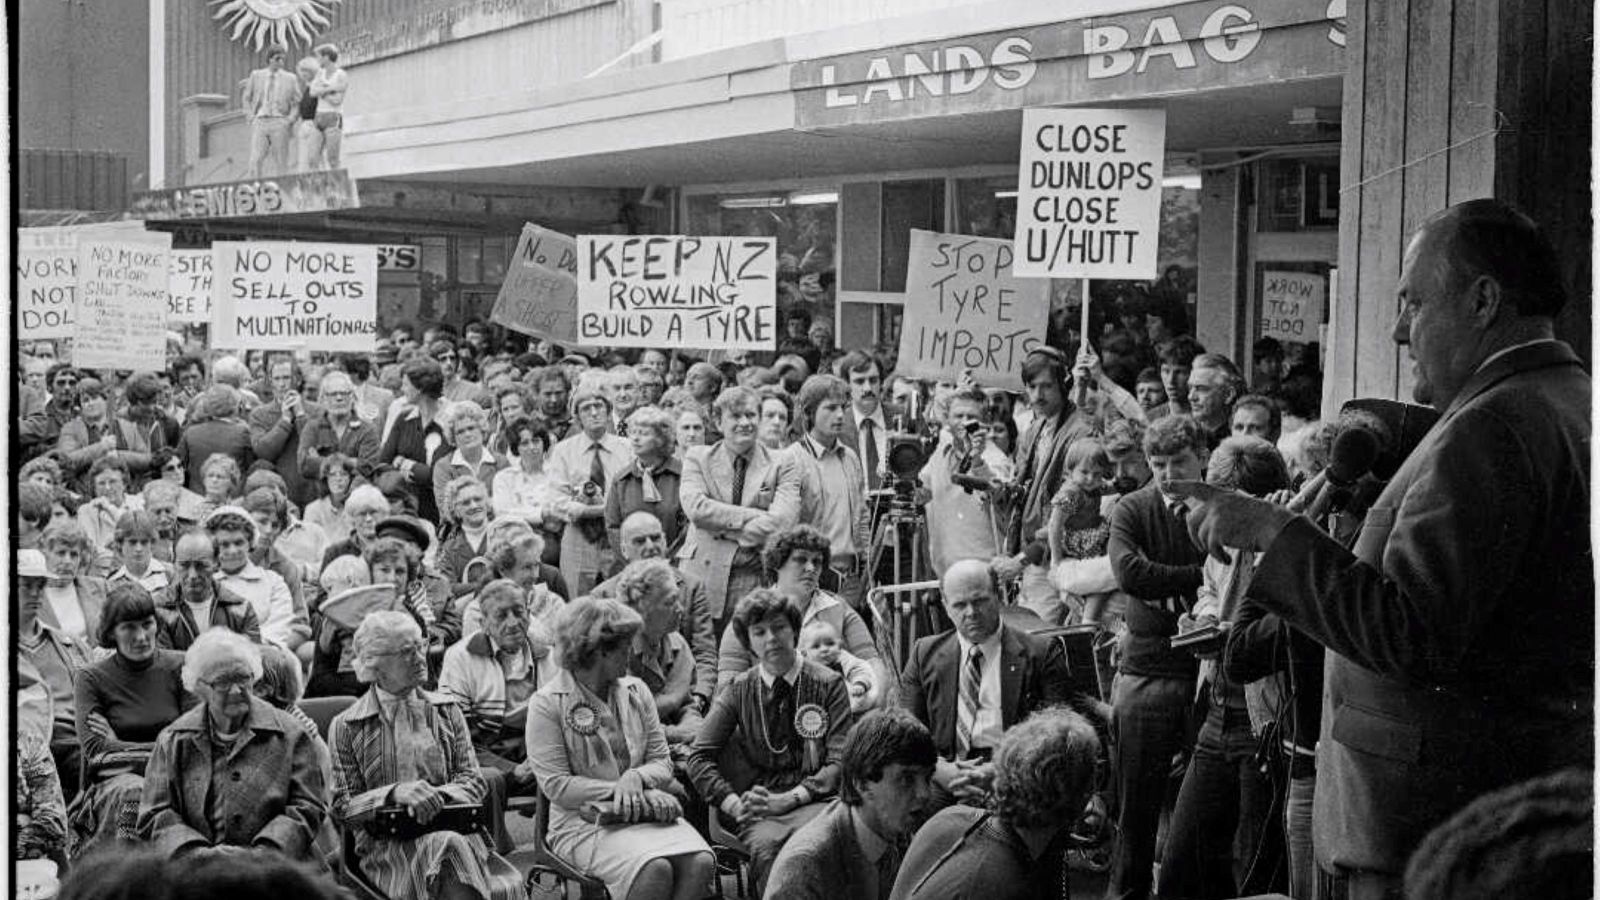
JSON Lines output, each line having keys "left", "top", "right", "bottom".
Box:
{"left": 16, "top": 731, "right": 68, "bottom": 860}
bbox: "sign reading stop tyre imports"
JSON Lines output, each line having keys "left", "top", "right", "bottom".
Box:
{"left": 1013, "top": 107, "right": 1166, "bottom": 279}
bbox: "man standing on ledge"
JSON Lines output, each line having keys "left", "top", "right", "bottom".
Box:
{"left": 241, "top": 45, "right": 301, "bottom": 178}
{"left": 1170, "top": 199, "right": 1592, "bottom": 900}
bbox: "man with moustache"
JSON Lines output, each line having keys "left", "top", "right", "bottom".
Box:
{"left": 1171, "top": 199, "right": 1592, "bottom": 900}
{"left": 533, "top": 366, "right": 574, "bottom": 441}
{"left": 1007, "top": 347, "right": 1096, "bottom": 554}
{"left": 836, "top": 351, "right": 888, "bottom": 493}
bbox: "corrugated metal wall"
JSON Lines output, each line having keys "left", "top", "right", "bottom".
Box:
{"left": 19, "top": 149, "right": 132, "bottom": 212}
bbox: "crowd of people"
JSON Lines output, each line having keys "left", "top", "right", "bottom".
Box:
{"left": 15, "top": 199, "right": 1592, "bottom": 900}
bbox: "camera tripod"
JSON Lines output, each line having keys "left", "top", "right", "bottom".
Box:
{"left": 865, "top": 491, "right": 949, "bottom": 681}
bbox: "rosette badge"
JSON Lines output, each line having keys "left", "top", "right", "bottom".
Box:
{"left": 566, "top": 701, "right": 601, "bottom": 737}
{"left": 794, "top": 703, "right": 829, "bottom": 772}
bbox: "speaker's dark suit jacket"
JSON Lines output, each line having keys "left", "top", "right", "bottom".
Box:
{"left": 898, "top": 623, "right": 1070, "bottom": 759}
{"left": 1250, "top": 340, "right": 1593, "bottom": 878}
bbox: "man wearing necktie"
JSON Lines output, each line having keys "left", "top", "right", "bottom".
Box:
{"left": 766, "top": 708, "right": 938, "bottom": 900}
{"left": 1104, "top": 415, "right": 1210, "bottom": 900}
{"left": 679, "top": 386, "right": 802, "bottom": 634}
{"left": 897, "top": 560, "right": 1069, "bottom": 811}
{"left": 837, "top": 352, "right": 888, "bottom": 493}
{"left": 548, "top": 386, "right": 634, "bottom": 596}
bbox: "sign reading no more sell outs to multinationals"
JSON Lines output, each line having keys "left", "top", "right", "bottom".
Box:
{"left": 1013, "top": 107, "right": 1167, "bottom": 279}
{"left": 210, "top": 241, "right": 379, "bottom": 352}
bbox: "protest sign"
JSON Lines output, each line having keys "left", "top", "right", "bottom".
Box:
{"left": 210, "top": 241, "right": 379, "bottom": 352}
{"left": 73, "top": 231, "right": 173, "bottom": 371}
{"left": 18, "top": 222, "right": 147, "bottom": 340}
{"left": 1259, "top": 269, "right": 1326, "bottom": 340}
{"left": 168, "top": 249, "right": 214, "bottom": 324}
{"left": 1014, "top": 107, "right": 1166, "bottom": 279}
{"left": 897, "top": 230, "right": 1049, "bottom": 390}
{"left": 490, "top": 223, "right": 580, "bottom": 344}
{"left": 575, "top": 235, "right": 777, "bottom": 351}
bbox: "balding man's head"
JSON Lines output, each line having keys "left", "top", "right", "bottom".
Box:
{"left": 941, "top": 559, "right": 1001, "bottom": 644}
{"left": 619, "top": 511, "right": 667, "bottom": 562}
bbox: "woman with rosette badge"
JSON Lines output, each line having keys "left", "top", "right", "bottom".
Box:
{"left": 687, "top": 587, "right": 854, "bottom": 895}
{"left": 524, "top": 596, "right": 714, "bottom": 900}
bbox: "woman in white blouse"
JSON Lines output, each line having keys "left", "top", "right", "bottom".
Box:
{"left": 490, "top": 417, "right": 564, "bottom": 530}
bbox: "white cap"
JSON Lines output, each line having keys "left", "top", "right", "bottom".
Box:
{"left": 17, "top": 550, "right": 49, "bottom": 579}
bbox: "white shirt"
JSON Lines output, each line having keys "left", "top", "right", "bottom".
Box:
{"left": 954, "top": 630, "right": 1004, "bottom": 751}
{"left": 44, "top": 583, "right": 88, "bottom": 644}
{"left": 758, "top": 657, "right": 804, "bottom": 690}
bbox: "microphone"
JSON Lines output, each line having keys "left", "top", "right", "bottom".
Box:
{"left": 1294, "top": 426, "right": 1382, "bottom": 522}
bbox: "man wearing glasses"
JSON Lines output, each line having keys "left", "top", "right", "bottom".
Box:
{"left": 431, "top": 338, "right": 486, "bottom": 405}
{"left": 154, "top": 533, "right": 262, "bottom": 651}
{"left": 298, "top": 370, "right": 381, "bottom": 491}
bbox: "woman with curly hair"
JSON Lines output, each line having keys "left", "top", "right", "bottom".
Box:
{"left": 432, "top": 402, "right": 504, "bottom": 526}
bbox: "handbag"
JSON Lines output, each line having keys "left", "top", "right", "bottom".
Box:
{"left": 577, "top": 800, "right": 673, "bottom": 826}
{"left": 367, "top": 802, "right": 481, "bottom": 841}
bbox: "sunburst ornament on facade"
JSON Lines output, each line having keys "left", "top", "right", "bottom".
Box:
{"left": 211, "top": 0, "right": 342, "bottom": 50}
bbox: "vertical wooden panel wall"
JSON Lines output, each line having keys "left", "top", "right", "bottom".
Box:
{"left": 1327, "top": 0, "right": 1592, "bottom": 411}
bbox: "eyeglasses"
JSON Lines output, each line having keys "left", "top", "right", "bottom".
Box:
{"left": 373, "top": 641, "right": 427, "bottom": 658}
{"left": 178, "top": 559, "right": 215, "bottom": 571}
{"left": 200, "top": 673, "right": 254, "bottom": 692}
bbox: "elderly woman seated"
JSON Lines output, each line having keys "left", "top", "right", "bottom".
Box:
{"left": 687, "top": 588, "right": 853, "bottom": 895}
{"left": 612, "top": 558, "right": 703, "bottom": 746}
{"left": 460, "top": 529, "right": 566, "bottom": 639}
{"left": 715, "top": 525, "right": 883, "bottom": 695}
{"left": 137, "top": 629, "right": 328, "bottom": 863}
{"left": 206, "top": 506, "right": 306, "bottom": 652}
{"left": 526, "top": 596, "right": 714, "bottom": 900}
{"left": 328, "top": 611, "right": 521, "bottom": 900}
{"left": 437, "top": 579, "right": 561, "bottom": 796}
{"left": 309, "top": 537, "right": 438, "bottom": 698}
{"left": 69, "top": 581, "right": 192, "bottom": 854}
{"left": 892, "top": 708, "right": 1102, "bottom": 899}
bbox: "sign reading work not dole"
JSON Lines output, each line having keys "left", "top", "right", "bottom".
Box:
{"left": 490, "top": 223, "right": 580, "bottom": 344}
{"left": 210, "top": 241, "right": 379, "bottom": 352}
{"left": 74, "top": 231, "right": 173, "bottom": 372}
{"left": 18, "top": 222, "right": 150, "bottom": 340}
{"left": 897, "top": 229, "right": 1049, "bottom": 389}
{"left": 1259, "top": 269, "right": 1326, "bottom": 340}
{"left": 1013, "top": 107, "right": 1166, "bottom": 279}
{"left": 575, "top": 235, "right": 777, "bottom": 350}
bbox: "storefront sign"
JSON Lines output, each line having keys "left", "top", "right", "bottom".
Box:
{"left": 377, "top": 244, "right": 422, "bottom": 271}
{"left": 18, "top": 222, "right": 149, "bottom": 340}
{"left": 792, "top": 0, "right": 1345, "bottom": 129}
{"left": 1259, "top": 269, "right": 1326, "bottom": 340}
{"left": 1014, "top": 107, "right": 1166, "bottom": 279}
{"left": 575, "top": 235, "right": 777, "bottom": 351}
{"left": 897, "top": 230, "right": 1047, "bottom": 390}
{"left": 210, "top": 241, "right": 379, "bottom": 352}
{"left": 328, "top": 0, "right": 614, "bottom": 66}
{"left": 74, "top": 232, "right": 172, "bottom": 372}
{"left": 168, "top": 250, "right": 214, "bottom": 324}
{"left": 131, "top": 170, "right": 360, "bottom": 221}
{"left": 491, "top": 223, "right": 580, "bottom": 344}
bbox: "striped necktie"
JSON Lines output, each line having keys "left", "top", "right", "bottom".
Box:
{"left": 956, "top": 645, "right": 983, "bottom": 757}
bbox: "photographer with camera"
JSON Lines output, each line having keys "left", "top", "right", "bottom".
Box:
{"left": 918, "top": 388, "right": 1015, "bottom": 575}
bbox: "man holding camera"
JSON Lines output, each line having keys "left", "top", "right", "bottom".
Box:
{"left": 919, "top": 387, "right": 1012, "bottom": 574}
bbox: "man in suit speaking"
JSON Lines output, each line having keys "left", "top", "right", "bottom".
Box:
{"left": 1171, "top": 199, "right": 1592, "bottom": 900}
{"left": 898, "top": 558, "right": 1069, "bottom": 806}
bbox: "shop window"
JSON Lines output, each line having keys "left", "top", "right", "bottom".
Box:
{"left": 1257, "top": 158, "right": 1339, "bottom": 232}
{"left": 420, "top": 237, "right": 450, "bottom": 281}
{"left": 876, "top": 179, "right": 945, "bottom": 348}
{"left": 685, "top": 190, "right": 839, "bottom": 338}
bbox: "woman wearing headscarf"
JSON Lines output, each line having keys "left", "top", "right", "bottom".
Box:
{"left": 328, "top": 611, "right": 521, "bottom": 900}
{"left": 136, "top": 628, "right": 327, "bottom": 862}
{"left": 69, "top": 582, "right": 192, "bottom": 854}
{"left": 525, "top": 596, "right": 714, "bottom": 900}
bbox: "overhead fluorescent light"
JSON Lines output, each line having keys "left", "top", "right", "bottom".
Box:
{"left": 1162, "top": 174, "right": 1202, "bottom": 190}
{"left": 788, "top": 190, "right": 839, "bottom": 205}
{"left": 994, "top": 190, "right": 1019, "bottom": 199}
{"left": 719, "top": 196, "right": 787, "bottom": 209}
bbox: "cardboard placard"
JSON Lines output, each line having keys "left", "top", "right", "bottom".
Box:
{"left": 489, "top": 223, "right": 580, "bottom": 344}
{"left": 1014, "top": 107, "right": 1167, "bottom": 279}
{"left": 18, "top": 222, "right": 147, "bottom": 340}
{"left": 168, "top": 249, "right": 214, "bottom": 324}
{"left": 210, "top": 241, "right": 379, "bottom": 351}
{"left": 575, "top": 235, "right": 777, "bottom": 351}
{"left": 1259, "top": 269, "right": 1326, "bottom": 341}
{"left": 896, "top": 230, "right": 1049, "bottom": 389}
{"left": 73, "top": 231, "right": 173, "bottom": 371}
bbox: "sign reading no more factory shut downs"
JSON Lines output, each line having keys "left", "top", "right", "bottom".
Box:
{"left": 211, "top": 241, "right": 379, "bottom": 352}
{"left": 1014, "top": 107, "right": 1166, "bottom": 279}
{"left": 575, "top": 235, "right": 777, "bottom": 351}
{"left": 898, "top": 230, "right": 1048, "bottom": 390}
{"left": 74, "top": 233, "right": 173, "bottom": 372}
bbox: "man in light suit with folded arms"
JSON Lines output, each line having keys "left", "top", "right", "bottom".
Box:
{"left": 679, "top": 385, "right": 802, "bottom": 637}
{"left": 1171, "top": 199, "right": 1592, "bottom": 900}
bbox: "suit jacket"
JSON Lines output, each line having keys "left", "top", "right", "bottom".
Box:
{"left": 1009, "top": 407, "right": 1095, "bottom": 551}
{"left": 678, "top": 440, "right": 801, "bottom": 618}
{"left": 137, "top": 696, "right": 327, "bottom": 862}
{"left": 35, "top": 576, "right": 109, "bottom": 646}
{"left": 1250, "top": 340, "right": 1593, "bottom": 877}
{"left": 898, "top": 623, "right": 1069, "bottom": 759}
{"left": 766, "top": 799, "right": 881, "bottom": 900}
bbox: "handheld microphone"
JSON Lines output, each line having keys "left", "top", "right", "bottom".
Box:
{"left": 1298, "top": 427, "right": 1381, "bottom": 522}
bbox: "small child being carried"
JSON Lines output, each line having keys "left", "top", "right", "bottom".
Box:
{"left": 799, "top": 620, "right": 880, "bottom": 713}
{"left": 1048, "top": 437, "right": 1116, "bottom": 624}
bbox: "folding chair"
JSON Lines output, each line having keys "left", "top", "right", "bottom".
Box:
{"left": 707, "top": 807, "right": 753, "bottom": 899}
{"left": 520, "top": 789, "right": 609, "bottom": 900}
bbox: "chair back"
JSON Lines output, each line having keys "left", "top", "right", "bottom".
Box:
{"left": 299, "top": 695, "right": 358, "bottom": 741}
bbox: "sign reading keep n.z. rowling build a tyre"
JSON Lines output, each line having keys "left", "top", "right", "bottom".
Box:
{"left": 790, "top": 0, "right": 1346, "bottom": 129}
{"left": 131, "top": 170, "right": 360, "bottom": 220}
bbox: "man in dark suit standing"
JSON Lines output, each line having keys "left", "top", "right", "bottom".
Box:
{"left": 899, "top": 559, "right": 1070, "bottom": 806}
{"left": 1104, "top": 414, "right": 1210, "bottom": 900}
{"left": 1173, "top": 199, "right": 1593, "bottom": 900}
{"left": 1009, "top": 348, "right": 1095, "bottom": 553}
{"left": 766, "top": 709, "right": 937, "bottom": 900}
